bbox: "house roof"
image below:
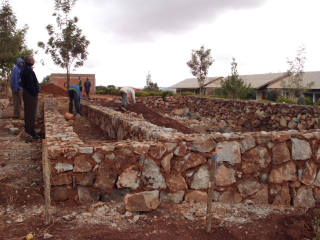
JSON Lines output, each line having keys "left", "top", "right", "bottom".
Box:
{"left": 170, "top": 77, "right": 223, "bottom": 89}
{"left": 171, "top": 72, "right": 320, "bottom": 90}
{"left": 267, "top": 71, "right": 320, "bottom": 89}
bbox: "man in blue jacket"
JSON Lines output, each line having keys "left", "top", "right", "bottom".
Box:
{"left": 10, "top": 58, "right": 24, "bottom": 118}
{"left": 20, "top": 56, "right": 40, "bottom": 139}
{"left": 68, "top": 84, "right": 82, "bottom": 115}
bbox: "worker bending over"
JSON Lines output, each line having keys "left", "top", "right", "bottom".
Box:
{"left": 120, "top": 87, "right": 136, "bottom": 108}
{"left": 68, "top": 84, "right": 82, "bottom": 115}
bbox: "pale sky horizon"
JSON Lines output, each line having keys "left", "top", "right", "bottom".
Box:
{"left": 8, "top": 0, "right": 320, "bottom": 88}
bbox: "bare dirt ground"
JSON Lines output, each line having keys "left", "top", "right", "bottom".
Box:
{"left": 0, "top": 95, "right": 318, "bottom": 239}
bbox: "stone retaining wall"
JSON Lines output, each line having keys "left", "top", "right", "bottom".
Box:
{"left": 45, "top": 99, "right": 320, "bottom": 209}
{"left": 138, "top": 96, "right": 320, "bottom": 132}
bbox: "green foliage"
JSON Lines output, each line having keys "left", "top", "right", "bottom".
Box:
{"left": 276, "top": 96, "right": 295, "bottom": 104}
{"left": 0, "top": 1, "right": 32, "bottom": 79}
{"left": 181, "top": 91, "right": 196, "bottom": 96}
{"left": 304, "top": 97, "right": 313, "bottom": 106}
{"left": 187, "top": 45, "right": 214, "bottom": 96}
{"left": 38, "top": 0, "right": 89, "bottom": 89}
{"left": 143, "top": 71, "right": 159, "bottom": 92}
{"left": 107, "top": 85, "right": 116, "bottom": 89}
{"left": 266, "top": 90, "right": 279, "bottom": 102}
{"left": 313, "top": 209, "right": 320, "bottom": 240}
{"left": 96, "top": 86, "right": 120, "bottom": 96}
{"left": 220, "top": 58, "right": 253, "bottom": 99}
{"left": 281, "top": 46, "right": 313, "bottom": 99}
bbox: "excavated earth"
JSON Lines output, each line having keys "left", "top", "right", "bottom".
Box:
{"left": 0, "top": 94, "right": 318, "bottom": 239}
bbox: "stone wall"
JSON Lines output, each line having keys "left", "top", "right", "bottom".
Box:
{"left": 44, "top": 99, "right": 320, "bottom": 209}
{"left": 138, "top": 96, "right": 320, "bottom": 132}
{"left": 0, "top": 99, "right": 9, "bottom": 118}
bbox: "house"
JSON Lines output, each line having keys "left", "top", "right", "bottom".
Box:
{"left": 170, "top": 77, "right": 223, "bottom": 94}
{"left": 171, "top": 71, "right": 320, "bottom": 102}
{"left": 49, "top": 73, "right": 96, "bottom": 94}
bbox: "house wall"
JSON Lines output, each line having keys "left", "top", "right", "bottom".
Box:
{"left": 49, "top": 73, "right": 96, "bottom": 94}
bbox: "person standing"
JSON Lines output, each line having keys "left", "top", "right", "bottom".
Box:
{"left": 84, "top": 78, "right": 91, "bottom": 99}
{"left": 78, "top": 77, "right": 83, "bottom": 93}
{"left": 120, "top": 87, "right": 136, "bottom": 108}
{"left": 68, "top": 84, "right": 82, "bottom": 115}
{"left": 10, "top": 58, "right": 24, "bottom": 118}
{"left": 20, "top": 56, "right": 40, "bottom": 139}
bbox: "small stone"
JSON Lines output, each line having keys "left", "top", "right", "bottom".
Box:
{"left": 117, "top": 165, "right": 140, "bottom": 190}
{"left": 183, "top": 153, "right": 206, "bottom": 171}
{"left": 132, "top": 143, "right": 150, "bottom": 155}
{"left": 189, "top": 137, "right": 216, "bottom": 153}
{"left": 294, "top": 186, "right": 315, "bottom": 208}
{"left": 269, "top": 161, "right": 297, "bottom": 184}
{"left": 43, "top": 233, "right": 54, "bottom": 239}
{"left": 251, "top": 186, "right": 268, "bottom": 204}
{"left": 242, "top": 146, "right": 271, "bottom": 174}
{"left": 279, "top": 117, "right": 287, "bottom": 127}
{"left": 78, "top": 186, "right": 100, "bottom": 203}
{"left": 92, "top": 152, "right": 104, "bottom": 163}
{"left": 219, "top": 189, "right": 242, "bottom": 204}
{"left": 55, "top": 163, "right": 73, "bottom": 173}
{"left": 141, "top": 158, "right": 166, "bottom": 189}
{"left": 191, "top": 165, "right": 209, "bottom": 189}
{"left": 166, "top": 173, "right": 187, "bottom": 192}
{"left": 79, "top": 172, "right": 96, "bottom": 186}
{"left": 74, "top": 155, "right": 92, "bottom": 173}
{"left": 291, "top": 138, "right": 311, "bottom": 160}
{"left": 79, "top": 146, "right": 94, "bottom": 154}
{"left": 160, "top": 191, "right": 185, "bottom": 203}
{"left": 124, "top": 190, "right": 160, "bottom": 212}
{"left": 237, "top": 179, "right": 262, "bottom": 197}
{"left": 51, "top": 187, "right": 68, "bottom": 202}
{"left": 174, "top": 142, "right": 187, "bottom": 156}
{"left": 273, "top": 185, "right": 290, "bottom": 205}
{"left": 272, "top": 143, "right": 291, "bottom": 165}
{"left": 299, "top": 161, "right": 317, "bottom": 185}
{"left": 52, "top": 173, "right": 72, "bottom": 186}
{"left": 216, "top": 141, "right": 241, "bottom": 165}
{"left": 215, "top": 164, "right": 236, "bottom": 187}
{"left": 185, "top": 190, "right": 207, "bottom": 203}
{"left": 240, "top": 135, "right": 256, "bottom": 153}
{"left": 161, "top": 153, "right": 173, "bottom": 174}
{"left": 149, "top": 144, "right": 166, "bottom": 159}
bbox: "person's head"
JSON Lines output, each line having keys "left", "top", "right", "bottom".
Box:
{"left": 86, "top": 78, "right": 89, "bottom": 81}
{"left": 24, "top": 55, "right": 34, "bottom": 66}
{"left": 17, "top": 58, "right": 24, "bottom": 68}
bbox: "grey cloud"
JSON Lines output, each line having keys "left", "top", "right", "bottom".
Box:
{"left": 90, "top": 0, "right": 267, "bottom": 40}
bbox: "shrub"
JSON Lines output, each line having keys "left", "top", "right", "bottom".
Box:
{"left": 181, "top": 91, "right": 196, "bottom": 96}
{"left": 276, "top": 96, "right": 295, "bottom": 104}
{"left": 266, "top": 90, "right": 279, "bottom": 102}
{"left": 304, "top": 97, "right": 313, "bottom": 106}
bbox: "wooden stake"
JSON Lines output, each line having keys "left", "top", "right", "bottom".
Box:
{"left": 42, "top": 139, "right": 51, "bottom": 225}
{"left": 206, "top": 153, "right": 217, "bottom": 233}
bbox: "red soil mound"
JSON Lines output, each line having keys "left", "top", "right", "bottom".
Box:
{"left": 41, "top": 84, "right": 68, "bottom": 97}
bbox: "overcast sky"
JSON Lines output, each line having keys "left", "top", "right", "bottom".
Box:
{"left": 8, "top": 0, "right": 320, "bottom": 88}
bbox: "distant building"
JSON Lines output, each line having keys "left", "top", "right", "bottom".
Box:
{"left": 49, "top": 73, "right": 96, "bottom": 94}
{"left": 171, "top": 71, "right": 320, "bottom": 102}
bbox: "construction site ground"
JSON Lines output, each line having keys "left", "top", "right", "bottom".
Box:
{"left": 0, "top": 93, "right": 318, "bottom": 240}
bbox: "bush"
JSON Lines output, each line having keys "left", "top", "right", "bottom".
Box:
{"left": 276, "top": 96, "right": 295, "bottom": 104}
{"left": 95, "top": 87, "right": 120, "bottom": 96}
{"left": 266, "top": 90, "right": 279, "bottom": 102}
{"left": 181, "top": 91, "right": 196, "bottom": 96}
{"left": 305, "top": 97, "right": 313, "bottom": 106}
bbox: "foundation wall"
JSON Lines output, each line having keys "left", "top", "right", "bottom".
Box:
{"left": 138, "top": 96, "right": 320, "bottom": 132}
{"left": 45, "top": 99, "right": 320, "bottom": 208}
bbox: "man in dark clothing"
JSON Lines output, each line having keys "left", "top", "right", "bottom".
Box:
{"left": 84, "top": 78, "right": 91, "bottom": 99}
{"left": 10, "top": 58, "right": 24, "bottom": 118}
{"left": 68, "top": 84, "right": 82, "bottom": 115}
{"left": 20, "top": 56, "right": 40, "bottom": 139}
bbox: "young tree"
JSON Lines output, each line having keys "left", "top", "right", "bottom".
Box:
{"left": 143, "top": 71, "right": 159, "bottom": 91}
{"left": 281, "top": 46, "right": 313, "bottom": 101}
{"left": 220, "top": 58, "right": 252, "bottom": 99}
{"left": 0, "top": 1, "right": 32, "bottom": 80}
{"left": 187, "top": 46, "right": 213, "bottom": 96}
{"left": 38, "top": 0, "right": 89, "bottom": 89}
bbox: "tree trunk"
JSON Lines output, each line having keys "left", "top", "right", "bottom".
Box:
{"left": 66, "top": 67, "right": 70, "bottom": 90}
